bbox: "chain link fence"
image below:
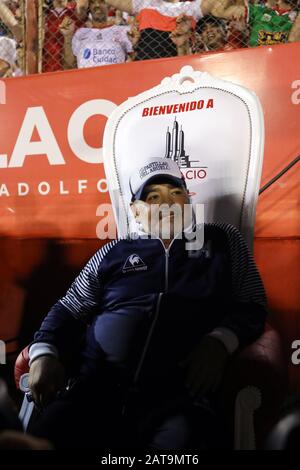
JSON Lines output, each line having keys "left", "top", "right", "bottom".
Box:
{"left": 0, "top": 0, "right": 24, "bottom": 77}
{"left": 0, "top": 0, "right": 299, "bottom": 75}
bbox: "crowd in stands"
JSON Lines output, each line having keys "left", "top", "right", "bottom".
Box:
{"left": 0, "top": 0, "right": 299, "bottom": 75}
{"left": 0, "top": 0, "right": 23, "bottom": 76}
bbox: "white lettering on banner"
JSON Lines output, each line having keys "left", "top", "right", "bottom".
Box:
{"left": 97, "top": 179, "right": 108, "bottom": 193}
{"left": 0, "top": 80, "right": 7, "bottom": 167}
{"left": 18, "top": 182, "right": 29, "bottom": 196}
{"left": 59, "top": 181, "right": 70, "bottom": 195}
{"left": 9, "top": 107, "right": 65, "bottom": 168}
{"left": 0, "top": 78, "right": 7, "bottom": 167}
{"left": 68, "top": 99, "right": 117, "bottom": 164}
{"left": 0, "top": 99, "right": 117, "bottom": 169}
{"left": 38, "top": 182, "right": 51, "bottom": 195}
{"left": 0, "top": 184, "right": 9, "bottom": 196}
{"left": 78, "top": 180, "right": 88, "bottom": 194}
{"left": 291, "top": 340, "right": 300, "bottom": 365}
{"left": 0, "top": 179, "right": 109, "bottom": 197}
{"left": 0, "top": 154, "right": 7, "bottom": 168}
{"left": 291, "top": 80, "right": 300, "bottom": 104}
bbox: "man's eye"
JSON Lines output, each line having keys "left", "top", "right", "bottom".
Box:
{"left": 147, "top": 194, "right": 159, "bottom": 202}
{"left": 171, "top": 189, "right": 184, "bottom": 195}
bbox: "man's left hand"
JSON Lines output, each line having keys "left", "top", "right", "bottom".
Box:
{"left": 179, "top": 336, "right": 229, "bottom": 398}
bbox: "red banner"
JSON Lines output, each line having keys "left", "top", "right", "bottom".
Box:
{"left": 0, "top": 43, "right": 299, "bottom": 239}
{"left": 0, "top": 43, "right": 299, "bottom": 387}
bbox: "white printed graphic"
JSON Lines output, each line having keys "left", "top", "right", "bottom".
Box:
{"left": 122, "top": 254, "right": 147, "bottom": 273}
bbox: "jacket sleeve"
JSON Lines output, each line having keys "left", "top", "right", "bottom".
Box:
{"left": 216, "top": 224, "right": 268, "bottom": 349}
{"left": 29, "top": 240, "right": 118, "bottom": 361}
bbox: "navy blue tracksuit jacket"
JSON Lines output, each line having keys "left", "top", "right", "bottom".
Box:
{"left": 31, "top": 222, "right": 267, "bottom": 394}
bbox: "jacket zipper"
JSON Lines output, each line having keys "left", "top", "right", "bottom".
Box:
{"left": 133, "top": 292, "right": 163, "bottom": 386}
{"left": 123, "top": 238, "right": 176, "bottom": 411}
{"left": 156, "top": 237, "right": 176, "bottom": 293}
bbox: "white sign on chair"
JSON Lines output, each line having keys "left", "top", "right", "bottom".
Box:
{"left": 103, "top": 65, "right": 264, "bottom": 249}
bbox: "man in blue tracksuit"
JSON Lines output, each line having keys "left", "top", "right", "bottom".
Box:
{"left": 28, "top": 157, "right": 267, "bottom": 449}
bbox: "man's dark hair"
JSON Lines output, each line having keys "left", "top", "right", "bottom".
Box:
{"left": 140, "top": 175, "right": 187, "bottom": 201}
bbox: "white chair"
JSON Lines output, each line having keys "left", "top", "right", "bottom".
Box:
{"left": 103, "top": 65, "right": 265, "bottom": 449}
{"left": 103, "top": 65, "right": 264, "bottom": 250}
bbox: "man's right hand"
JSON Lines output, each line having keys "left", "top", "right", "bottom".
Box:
{"left": 28, "top": 356, "right": 65, "bottom": 409}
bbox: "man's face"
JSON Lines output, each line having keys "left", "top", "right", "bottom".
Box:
{"left": 131, "top": 182, "right": 191, "bottom": 240}
{"left": 201, "top": 23, "right": 225, "bottom": 50}
{"left": 0, "top": 58, "right": 10, "bottom": 78}
{"left": 89, "top": 0, "right": 108, "bottom": 22}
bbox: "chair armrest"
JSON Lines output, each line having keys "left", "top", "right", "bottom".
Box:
{"left": 219, "top": 325, "right": 287, "bottom": 447}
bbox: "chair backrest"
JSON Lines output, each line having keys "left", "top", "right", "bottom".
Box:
{"left": 103, "top": 65, "right": 264, "bottom": 249}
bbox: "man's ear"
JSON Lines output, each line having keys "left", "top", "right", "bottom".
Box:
{"left": 130, "top": 200, "right": 144, "bottom": 220}
{"left": 130, "top": 200, "right": 148, "bottom": 221}
{"left": 130, "top": 201, "right": 138, "bottom": 218}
